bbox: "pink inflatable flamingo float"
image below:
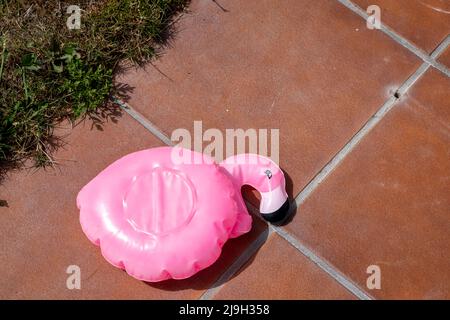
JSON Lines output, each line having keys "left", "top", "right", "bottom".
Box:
{"left": 77, "top": 147, "right": 290, "bottom": 282}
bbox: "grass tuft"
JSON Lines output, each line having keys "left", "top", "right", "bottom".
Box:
{"left": 0, "top": 0, "right": 188, "bottom": 171}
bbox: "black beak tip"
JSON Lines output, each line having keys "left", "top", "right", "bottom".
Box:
{"left": 261, "top": 199, "right": 291, "bottom": 225}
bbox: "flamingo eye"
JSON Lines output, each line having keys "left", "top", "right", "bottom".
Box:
{"left": 264, "top": 169, "right": 272, "bottom": 179}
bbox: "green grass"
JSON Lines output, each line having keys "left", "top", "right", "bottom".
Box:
{"left": 0, "top": 0, "right": 188, "bottom": 171}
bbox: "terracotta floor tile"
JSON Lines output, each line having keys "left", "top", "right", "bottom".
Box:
{"left": 0, "top": 108, "right": 267, "bottom": 299}
{"left": 213, "top": 233, "right": 356, "bottom": 300}
{"left": 438, "top": 46, "right": 450, "bottom": 68}
{"left": 352, "top": 0, "right": 450, "bottom": 53}
{"left": 285, "top": 69, "right": 450, "bottom": 299}
{"left": 116, "top": 0, "right": 421, "bottom": 198}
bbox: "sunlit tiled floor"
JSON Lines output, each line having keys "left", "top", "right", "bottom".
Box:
{"left": 1, "top": 0, "right": 449, "bottom": 299}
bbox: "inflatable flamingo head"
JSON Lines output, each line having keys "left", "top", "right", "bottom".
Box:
{"left": 220, "top": 153, "right": 290, "bottom": 224}
{"left": 77, "top": 147, "right": 290, "bottom": 282}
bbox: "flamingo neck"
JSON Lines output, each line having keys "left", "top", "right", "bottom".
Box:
{"left": 219, "top": 154, "right": 288, "bottom": 214}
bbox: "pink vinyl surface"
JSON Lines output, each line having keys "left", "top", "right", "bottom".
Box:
{"left": 77, "top": 147, "right": 287, "bottom": 282}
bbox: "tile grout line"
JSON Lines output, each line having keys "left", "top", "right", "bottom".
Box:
{"left": 293, "top": 29, "right": 449, "bottom": 206}
{"left": 207, "top": 199, "right": 374, "bottom": 300}
{"left": 111, "top": 15, "right": 449, "bottom": 300}
{"left": 199, "top": 202, "right": 272, "bottom": 300}
{"left": 199, "top": 227, "right": 274, "bottom": 300}
{"left": 430, "top": 35, "right": 450, "bottom": 59}
{"left": 270, "top": 35, "right": 450, "bottom": 299}
{"left": 112, "top": 62, "right": 430, "bottom": 300}
{"left": 336, "top": 0, "right": 450, "bottom": 77}
{"left": 200, "top": 199, "right": 274, "bottom": 300}
{"left": 272, "top": 62, "right": 432, "bottom": 300}
{"left": 280, "top": 21, "right": 450, "bottom": 301}
{"left": 251, "top": 202, "right": 372, "bottom": 300}
{"left": 111, "top": 96, "right": 275, "bottom": 300}
{"left": 111, "top": 96, "right": 174, "bottom": 146}
{"left": 270, "top": 225, "right": 374, "bottom": 300}
{"left": 294, "top": 62, "right": 430, "bottom": 207}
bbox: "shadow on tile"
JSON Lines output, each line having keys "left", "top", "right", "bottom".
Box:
{"left": 211, "top": 0, "right": 230, "bottom": 12}
{"left": 114, "top": 82, "right": 136, "bottom": 103}
{"left": 144, "top": 218, "right": 270, "bottom": 291}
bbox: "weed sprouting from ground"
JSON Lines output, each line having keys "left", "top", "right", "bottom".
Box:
{"left": 0, "top": 0, "right": 188, "bottom": 171}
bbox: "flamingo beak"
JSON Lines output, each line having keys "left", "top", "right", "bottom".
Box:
{"left": 259, "top": 185, "right": 290, "bottom": 224}
{"left": 261, "top": 199, "right": 290, "bottom": 225}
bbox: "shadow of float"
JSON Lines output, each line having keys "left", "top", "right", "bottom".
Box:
{"left": 144, "top": 218, "right": 270, "bottom": 292}
{"left": 143, "top": 169, "right": 298, "bottom": 292}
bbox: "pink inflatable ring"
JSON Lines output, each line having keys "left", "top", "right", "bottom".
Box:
{"left": 77, "top": 147, "right": 289, "bottom": 282}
